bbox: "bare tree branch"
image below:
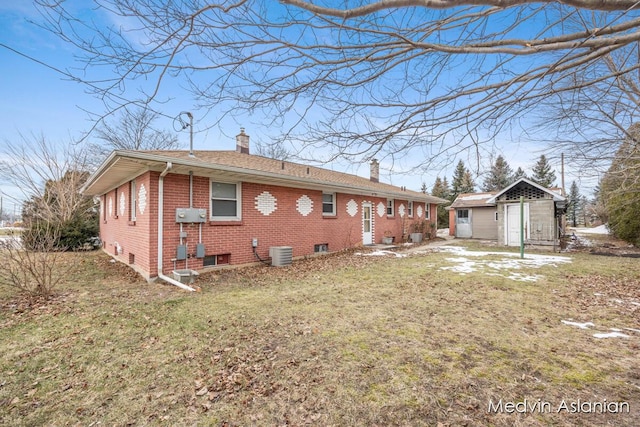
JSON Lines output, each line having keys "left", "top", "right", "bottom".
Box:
{"left": 30, "top": 0, "right": 640, "bottom": 166}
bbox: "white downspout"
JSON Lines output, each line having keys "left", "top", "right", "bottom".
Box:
{"left": 157, "top": 162, "right": 195, "bottom": 292}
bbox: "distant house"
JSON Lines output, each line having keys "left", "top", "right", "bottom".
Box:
{"left": 81, "top": 129, "right": 448, "bottom": 289}
{"left": 448, "top": 178, "right": 566, "bottom": 247}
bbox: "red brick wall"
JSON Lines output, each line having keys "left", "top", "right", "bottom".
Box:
{"left": 449, "top": 209, "right": 456, "bottom": 236}
{"left": 99, "top": 172, "right": 432, "bottom": 277}
{"left": 99, "top": 171, "right": 155, "bottom": 277}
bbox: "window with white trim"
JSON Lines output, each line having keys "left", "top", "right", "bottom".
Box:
{"left": 425, "top": 203, "right": 430, "bottom": 220}
{"left": 211, "top": 181, "right": 241, "bottom": 220}
{"left": 457, "top": 209, "right": 469, "bottom": 224}
{"left": 130, "top": 179, "right": 137, "bottom": 221}
{"left": 408, "top": 201, "right": 414, "bottom": 217}
{"left": 387, "top": 199, "right": 394, "bottom": 216}
{"left": 322, "top": 192, "right": 336, "bottom": 216}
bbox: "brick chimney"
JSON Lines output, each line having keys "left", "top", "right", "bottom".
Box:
{"left": 236, "top": 128, "right": 249, "bottom": 154}
{"left": 370, "top": 159, "right": 379, "bottom": 183}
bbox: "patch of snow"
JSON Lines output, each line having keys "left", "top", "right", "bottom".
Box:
{"left": 630, "top": 302, "right": 640, "bottom": 307}
{"left": 593, "top": 332, "right": 630, "bottom": 339}
{"left": 561, "top": 320, "right": 595, "bottom": 329}
{"left": 594, "top": 293, "right": 604, "bottom": 296}
{"left": 436, "top": 228, "right": 449, "bottom": 236}
{"left": 611, "top": 298, "right": 624, "bottom": 304}
{"left": 505, "top": 272, "right": 542, "bottom": 282}
{"left": 436, "top": 246, "right": 572, "bottom": 265}
{"left": 572, "top": 224, "right": 610, "bottom": 235}
{"left": 440, "top": 258, "right": 477, "bottom": 274}
{"left": 624, "top": 328, "right": 640, "bottom": 334}
{"left": 356, "top": 250, "right": 406, "bottom": 258}
{"left": 435, "top": 246, "right": 571, "bottom": 282}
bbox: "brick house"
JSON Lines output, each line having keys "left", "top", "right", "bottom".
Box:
{"left": 82, "top": 129, "right": 447, "bottom": 289}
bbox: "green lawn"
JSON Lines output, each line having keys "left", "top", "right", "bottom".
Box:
{"left": 1, "top": 247, "right": 638, "bottom": 426}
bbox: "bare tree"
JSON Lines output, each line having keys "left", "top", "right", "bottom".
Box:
{"left": 90, "top": 106, "right": 181, "bottom": 164}
{"left": 0, "top": 135, "right": 91, "bottom": 299}
{"left": 538, "top": 13, "right": 640, "bottom": 175}
{"left": 0, "top": 135, "right": 90, "bottom": 224}
{"left": 33, "top": 1, "right": 640, "bottom": 165}
{"left": 0, "top": 223, "right": 65, "bottom": 300}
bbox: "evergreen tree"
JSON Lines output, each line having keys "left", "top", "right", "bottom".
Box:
{"left": 513, "top": 167, "right": 527, "bottom": 181}
{"left": 451, "top": 160, "right": 475, "bottom": 198}
{"left": 431, "top": 176, "right": 451, "bottom": 227}
{"left": 482, "top": 155, "right": 513, "bottom": 191}
{"left": 530, "top": 155, "right": 557, "bottom": 187}
{"left": 461, "top": 171, "right": 476, "bottom": 193}
{"left": 600, "top": 124, "right": 640, "bottom": 246}
{"left": 567, "top": 181, "right": 582, "bottom": 227}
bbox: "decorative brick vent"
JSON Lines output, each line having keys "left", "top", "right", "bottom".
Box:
{"left": 138, "top": 184, "right": 147, "bottom": 215}
{"left": 255, "top": 191, "right": 277, "bottom": 216}
{"left": 296, "top": 195, "right": 313, "bottom": 216}
{"left": 346, "top": 199, "right": 358, "bottom": 217}
{"left": 502, "top": 183, "right": 549, "bottom": 201}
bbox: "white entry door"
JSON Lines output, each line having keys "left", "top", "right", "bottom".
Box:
{"left": 456, "top": 209, "right": 472, "bottom": 238}
{"left": 363, "top": 203, "right": 373, "bottom": 245}
{"left": 506, "top": 203, "right": 529, "bottom": 246}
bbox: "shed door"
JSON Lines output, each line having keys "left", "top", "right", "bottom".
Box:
{"left": 456, "top": 209, "right": 472, "bottom": 238}
{"left": 362, "top": 203, "right": 373, "bottom": 245}
{"left": 505, "top": 203, "right": 529, "bottom": 246}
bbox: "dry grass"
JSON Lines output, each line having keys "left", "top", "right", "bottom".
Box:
{"left": 0, "top": 247, "right": 639, "bottom": 426}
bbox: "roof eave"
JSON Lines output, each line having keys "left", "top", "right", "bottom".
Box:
{"left": 83, "top": 151, "right": 449, "bottom": 202}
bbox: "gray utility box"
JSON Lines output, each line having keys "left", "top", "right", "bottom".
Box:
{"left": 269, "top": 246, "right": 293, "bottom": 267}
{"left": 177, "top": 245, "right": 187, "bottom": 260}
{"left": 196, "top": 243, "right": 205, "bottom": 258}
{"left": 176, "top": 208, "right": 207, "bottom": 223}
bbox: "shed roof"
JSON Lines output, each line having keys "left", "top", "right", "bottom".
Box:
{"left": 83, "top": 150, "right": 449, "bottom": 204}
{"left": 448, "top": 192, "right": 497, "bottom": 209}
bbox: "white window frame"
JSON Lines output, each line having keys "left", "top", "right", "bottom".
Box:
{"left": 130, "top": 179, "right": 137, "bottom": 221}
{"left": 408, "top": 201, "right": 414, "bottom": 217}
{"left": 457, "top": 209, "right": 470, "bottom": 224}
{"left": 387, "top": 199, "right": 395, "bottom": 216}
{"left": 210, "top": 180, "right": 242, "bottom": 221}
{"left": 425, "top": 203, "right": 430, "bottom": 220}
{"left": 322, "top": 192, "right": 336, "bottom": 216}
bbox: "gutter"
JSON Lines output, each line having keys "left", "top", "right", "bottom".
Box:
{"left": 156, "top": 161, "right": 195, "bottom": 292}
{"left": 84, "top": 151, "right": 448, "bottom": 203}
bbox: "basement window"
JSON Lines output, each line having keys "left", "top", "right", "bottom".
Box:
{"left": 314, "top": 243, "right": 329, "bottom": 253}
{"left": 203, "top": 254, "right": 231, "bottom": 267}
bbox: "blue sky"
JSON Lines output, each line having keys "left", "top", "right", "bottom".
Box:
{"left": 0, "top": 1, "right": 596, "bottom": 211}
